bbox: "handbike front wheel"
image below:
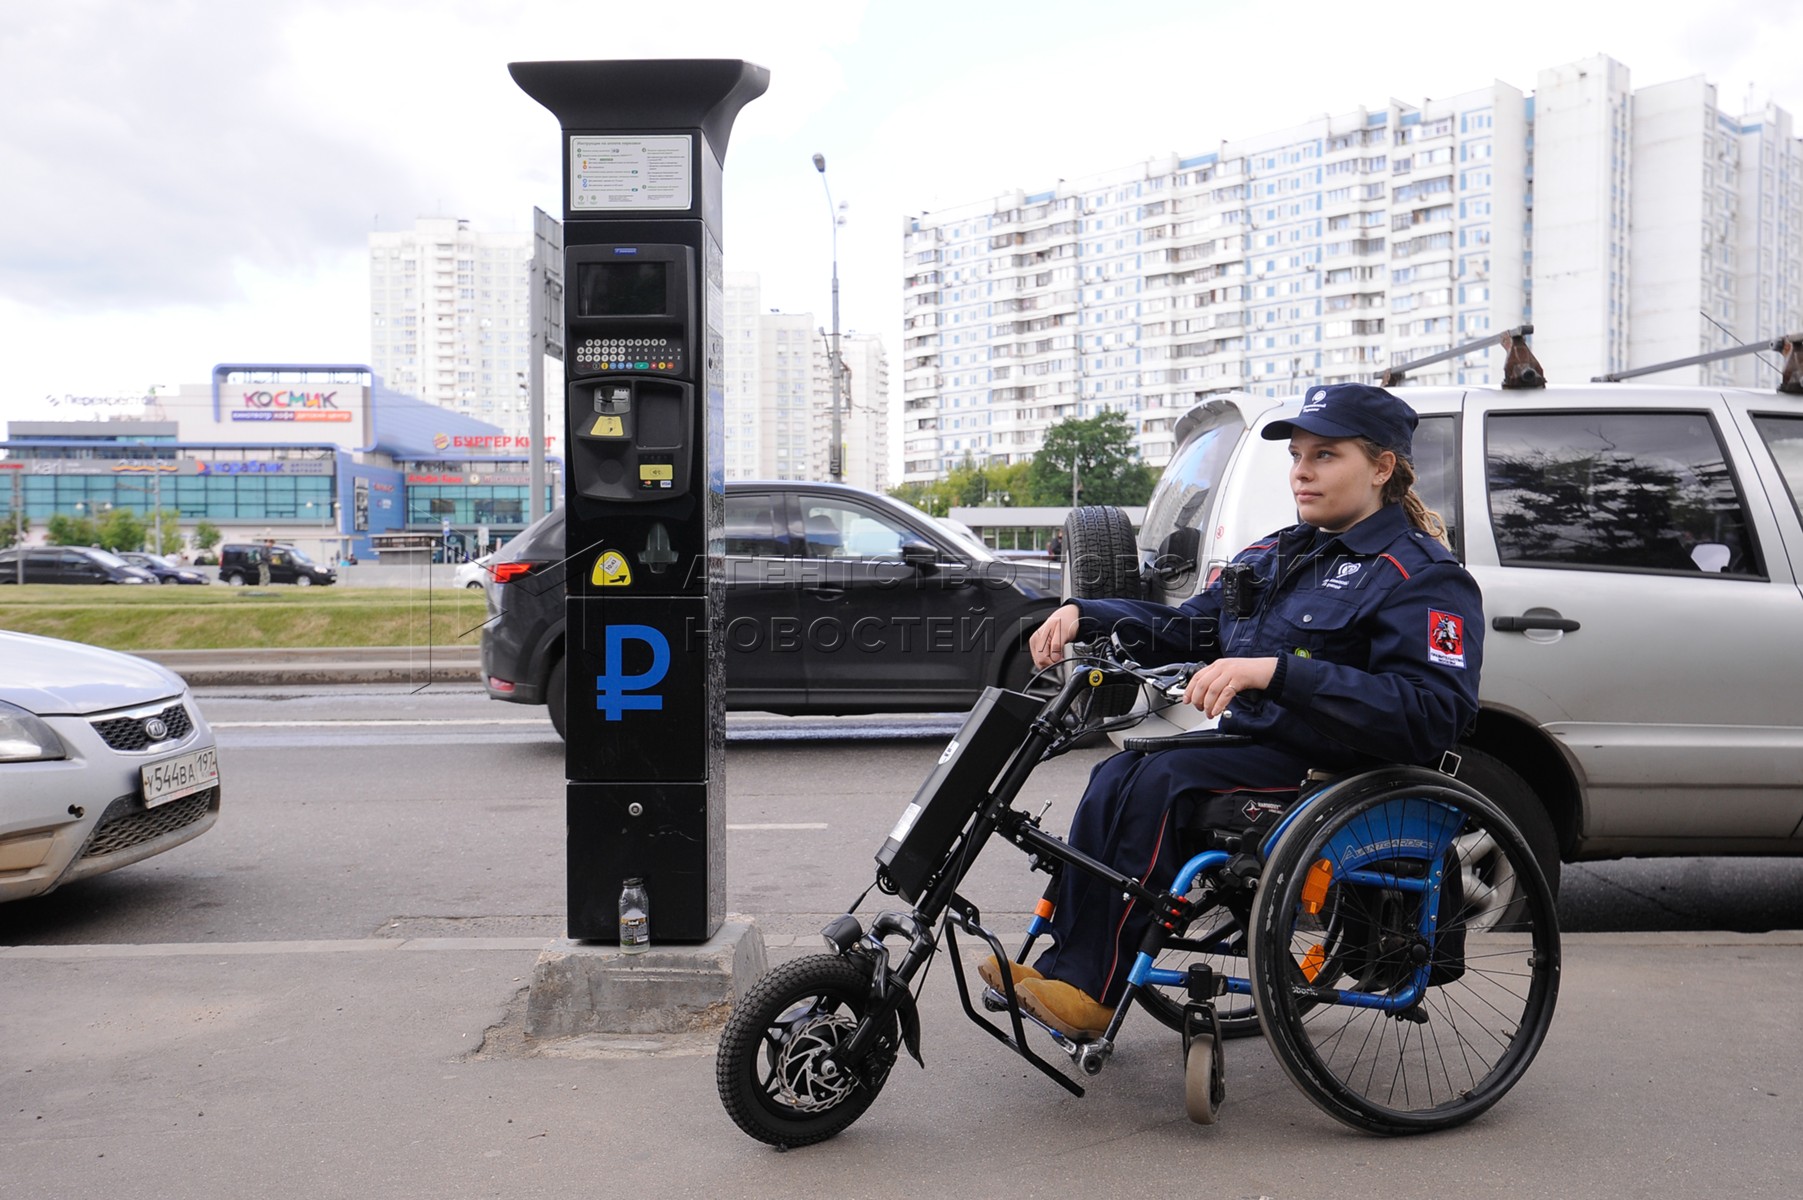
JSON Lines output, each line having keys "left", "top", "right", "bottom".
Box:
{"left": 716, "top": 954, "right": 899, "bottom": 1148}
{"left": 1247, "top": 771, "right": 1560, "bottom": 1135}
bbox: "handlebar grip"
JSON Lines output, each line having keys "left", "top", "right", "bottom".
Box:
{"left": 1121, "top": 732, "right": 1256, "bottom": 752}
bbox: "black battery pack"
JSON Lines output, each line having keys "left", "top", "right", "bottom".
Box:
{"left": 875, "top": 686, "right": 1044, "bottom": 903}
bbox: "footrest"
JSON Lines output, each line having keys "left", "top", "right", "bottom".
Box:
{"left": 942, "top": 909, "right": 1085, "bottom": 1097}
{"left": 1122, "top": 732, "right": 1255, "bottom": 752}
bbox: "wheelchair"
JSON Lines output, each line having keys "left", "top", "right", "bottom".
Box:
{"left": 716, "top": 642, "right": 1561, "bottom": 1146}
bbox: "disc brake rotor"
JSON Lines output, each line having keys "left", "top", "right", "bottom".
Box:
{"left": 772, "top": 1009, "right": 860, "bottom": 1112}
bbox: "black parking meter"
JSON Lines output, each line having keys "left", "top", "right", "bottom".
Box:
{"left": 511, "top": 59, "right": 768, "bottom": 942}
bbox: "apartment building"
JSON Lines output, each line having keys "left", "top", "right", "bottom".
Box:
{"left": 368, "top": 216, "right": 535, "bottom": 434}
{"left": 815, "top": 332, "right": 890, "bottom": 492}
{"left": 899, "top": 55, "right": 1801, "bottom": 482}
{"left": 724, "top": 272, "right": 889, "bottom": 490}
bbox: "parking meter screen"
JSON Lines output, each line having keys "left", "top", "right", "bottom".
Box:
{"left": 577, "top": 262, "right": 668, "bottom": 316}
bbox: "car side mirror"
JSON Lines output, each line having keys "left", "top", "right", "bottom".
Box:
{"left": 899, "top": 539, "right": 939, "bottom": 568}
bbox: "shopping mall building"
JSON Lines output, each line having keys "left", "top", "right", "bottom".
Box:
{"left": 1, "top": 364, "right": 560, "bottom": 563}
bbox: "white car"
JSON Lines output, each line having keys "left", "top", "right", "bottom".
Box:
{"left": 0, "top": 631, "right": 221, "bottom": 902}
{"left": 454, "top": 553, "right": 494, "bottom": 590}
{"left": 1069, "top": 359, "right": 1803, "bottom": 889}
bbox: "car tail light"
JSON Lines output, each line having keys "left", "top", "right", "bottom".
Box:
{"left": 491, "top": 562, "right": 535, "bottom": 584}
{"left": 488, "top": 677, "right": 516, "bottom": 693}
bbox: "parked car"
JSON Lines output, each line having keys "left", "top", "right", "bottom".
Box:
{"left": 117, "top": 551, "right": 211, "bottom": 585}
{"left": 454, "top": 553, "right": 494, "bottom": 590}
{"left": 1066, "top": 370, "right": 1803, "bottom": 888}
{"left": 217, "top": 542, "right": 337, "bottom": 587}
{"left": 0, "top": 631, "right": 221, "bottom": 902}
{"left": 482, "top": 481, "right": 1065, "bottom": 736}
{"left": 0, "top": 546, "right": 158, "bottom": 585}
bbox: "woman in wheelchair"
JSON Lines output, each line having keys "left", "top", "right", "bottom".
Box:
{"left": 999, "top": 382, "right": 1486, "bottom": 1040}
{"left": 717, "top": 381, "right": 1556, "bottom": 1146}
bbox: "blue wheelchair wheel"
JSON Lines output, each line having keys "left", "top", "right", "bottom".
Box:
{"left": 1247, "top": 768, "right": 1561, "bottom": 1134}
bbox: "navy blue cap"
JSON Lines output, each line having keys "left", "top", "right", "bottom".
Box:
{"left": 1261, "top": 383, "right": 1418, "bottom": 457}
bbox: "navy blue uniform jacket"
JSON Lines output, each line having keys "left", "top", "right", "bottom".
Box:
{"left": 1072, "top": 503, "right": 1484, "bottom": 769}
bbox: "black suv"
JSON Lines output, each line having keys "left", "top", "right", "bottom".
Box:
{"left": 482, "top": 481, "right": 1064, "bottom": 736}
{"left": 218, "top": 543, "right": 336, "bottom": 587}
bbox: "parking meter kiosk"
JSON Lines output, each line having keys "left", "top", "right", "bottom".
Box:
{"left": 511, "top": 59, "right": 768, "bottom": 942}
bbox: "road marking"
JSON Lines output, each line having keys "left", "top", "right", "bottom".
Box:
{"left": 726, "top": 822, "right": 829, "bottom": 831}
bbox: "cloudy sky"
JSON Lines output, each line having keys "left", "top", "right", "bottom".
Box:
{"left": 4, "top": 0, "right": 1800, "bottom": 425}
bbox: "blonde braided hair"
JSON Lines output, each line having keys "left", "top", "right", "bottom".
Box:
{"left": 1358, "top": 437, "right": 1448, "bottom": 546}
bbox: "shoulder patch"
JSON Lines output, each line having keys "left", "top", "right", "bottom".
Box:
{"left": 1427, "top": 610, "right": 1467, "bottom": 668}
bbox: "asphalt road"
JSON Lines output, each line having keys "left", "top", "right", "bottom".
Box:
{"left": 8, "top": 682, "right": 1802, "bottom": 945}
{"left": 5, "top": 682, "right": 1801, "bottom": 1199}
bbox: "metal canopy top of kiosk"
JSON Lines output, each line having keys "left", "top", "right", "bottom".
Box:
{"left": 508, "top": 58, "right": 769, "bottom": 168}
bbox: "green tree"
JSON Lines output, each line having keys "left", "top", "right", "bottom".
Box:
{"left": 193, "top": 519, "right": 223, "bottom": 553}
{"left": 46, "top": 512, "right": 99, "bottom": 546}
{"left": 1024, "top": 410, "right": 1156, "bottom": 507}
{"left": 887, "top": 479, "right": 935, "bottom": 511}
{"left": 0, "top": 512, "right": 25, "bottom": 550}
{"left": 890, "top": 457, "right": 1031, "bottom": 516}
{"left": 942, "top": 454, "right": 992, "bottom": 507}
{"left": 143, "top": 507, "right": 183, "bottom": 555}
{"left": 97, "top": 507, "right": 147, "bottom": 552}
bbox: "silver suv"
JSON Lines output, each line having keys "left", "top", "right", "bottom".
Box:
{"left": 1071, "top": 363, "right": 1803, "bottom": 888}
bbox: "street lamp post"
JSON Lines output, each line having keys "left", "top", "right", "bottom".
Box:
{"left": 9, "top": 469, "right": 22, "bottom": 585}
{"left": 812, "top": 152, "right": 844, "bottom": 483}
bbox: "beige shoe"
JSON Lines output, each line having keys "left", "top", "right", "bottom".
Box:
{"left": 1015, "top": 978, "right": 1115, "bottom": 1040}
{"left": 977, "top": 955, "right": 1043, "bottom": 994}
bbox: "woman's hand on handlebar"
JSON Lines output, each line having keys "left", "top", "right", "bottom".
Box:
{"left": 1030, "top": 603, "right": 1082, "bottom": 669}
{"left": 1182, "top": 657, "right": 1278, "bottom": 718}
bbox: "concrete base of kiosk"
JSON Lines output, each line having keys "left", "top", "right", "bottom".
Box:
{"left": 524, "top": 920, "right": 766, "bottom": 1038}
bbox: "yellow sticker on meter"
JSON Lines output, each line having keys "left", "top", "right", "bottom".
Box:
{"left": 639, "top": 463, "right": 674, "bottom": 481}
{"left": 589, "top": 414, "right": 625, "bottom": 438}
{"left": 1088, "top": 668, "right": 1105, "bottom": 687}
{"left": 592, "top": 550, "right": 632, "bottom": 588}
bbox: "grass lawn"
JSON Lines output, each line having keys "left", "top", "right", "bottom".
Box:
{"left": 0, "top": 584, "right": 491, "bottom": 651}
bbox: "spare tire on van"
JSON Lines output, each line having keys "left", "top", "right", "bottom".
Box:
{"left": 1061, "top": 505, "right": 1144, "bottom": 720}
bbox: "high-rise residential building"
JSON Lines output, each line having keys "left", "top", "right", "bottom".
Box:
{"left": 816, "top": 333, "right": 890, "bottom": 491}
{"left": 1733, "top": 102, "right": 1803, "bottom": 385}
{"left": 723, "top": 272, "right": 890, "bottom": 490}
{"left": 368, "top": 216, "right": 534, "bottom": 433}
{"left": 722, "top": 272, "right": 765, "bottom": 480}
{"left": 898, "top": 55, "right": 1801, "bottom": 482}
{"left": 757, "top": 309, "right": 820, "bottom": 482}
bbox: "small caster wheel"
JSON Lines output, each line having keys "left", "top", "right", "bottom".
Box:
{"left": 1185, "top": 1032, "right": 1222, "bottom": 1125}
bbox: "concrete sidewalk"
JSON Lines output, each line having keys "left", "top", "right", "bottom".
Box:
{"left": 3, "top": 930, "right": 1799, "bottom": 1198}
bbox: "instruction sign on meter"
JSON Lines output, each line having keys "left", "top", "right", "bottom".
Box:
{"left": 571, "top": 136, "right": 694, "bottom": 211}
